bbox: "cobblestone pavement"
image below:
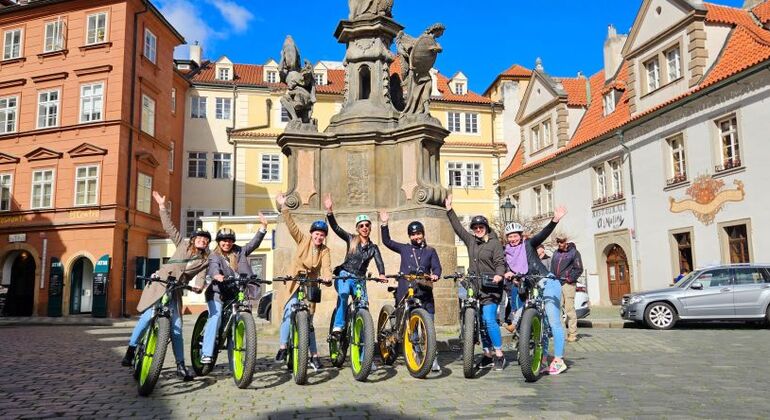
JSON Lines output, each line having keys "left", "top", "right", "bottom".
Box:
{"left": 1, "top": 321, "right": 768, "bottom": 419}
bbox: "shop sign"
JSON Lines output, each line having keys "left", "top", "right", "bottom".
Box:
{"left": 8, "top": 233, "right": 26, "bottom": 243}
{"left": 592, "top": 203, "right": 627, "bottom": 232}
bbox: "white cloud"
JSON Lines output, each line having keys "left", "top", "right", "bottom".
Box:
{"left": 206, "top": 0, "right": 256, "bottom": 33}
{"left": 157, "top": 0, "right": 222, "bottom": 57}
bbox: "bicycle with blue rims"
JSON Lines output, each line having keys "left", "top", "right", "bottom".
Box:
{"left": 327, "top": 273, "right": 381, "bottom": 382}
{"left": 190, "top": 274, "right": 271, "bottom": 388}
{"left": 132, "top": 275, "right": 192, "bottom": 396}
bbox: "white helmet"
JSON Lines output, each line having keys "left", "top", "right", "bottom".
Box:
{"left": 505, "top": 222, "right": 524, "bottom": 235}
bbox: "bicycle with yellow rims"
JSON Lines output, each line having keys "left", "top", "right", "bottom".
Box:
{"left": 376, "top": 272, "right": 437, "bottom": 379}
{"left": 190, "top": 274, "right": 271, "bottom": 388}
{"left": 327, "top": 274, "right": 382, "bottom": 382}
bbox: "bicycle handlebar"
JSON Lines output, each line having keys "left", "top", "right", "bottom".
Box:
{"left": 222, "top": 275, "right": 272, "bottom": 285}
{"left": 273, "top": 275, "right": 329, "bottom": 284}
{"left": 386, "top": 273, "right": 436, "bottom": 281}
{"left": 137, "top": 275, "right": 194, "bottom": 291}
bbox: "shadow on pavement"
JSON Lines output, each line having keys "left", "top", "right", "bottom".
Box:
{"left": 266, "top": 404, "right": 420, "bottom": 420}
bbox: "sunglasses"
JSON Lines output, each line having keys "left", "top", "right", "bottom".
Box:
{"left": 357, "top": 223, "right": 371, "bottom": 228}
{"left": 471, "top": 225, "right": 486, "bottom": 231}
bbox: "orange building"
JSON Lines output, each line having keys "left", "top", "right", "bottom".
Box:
{"left": 0, "top": 0, "right": 187, "bottom": 317}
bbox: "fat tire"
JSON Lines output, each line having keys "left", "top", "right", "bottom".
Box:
{"left": 229, "top": 312, "right": 258, "bottom": 389}
{"left": 137, "top": 316, "right": 171, "bottom": 397}
{"left": 328, "top": 311, "right": 347, "bottom": 368}
{"left": 518, "top": 308, "right": 544, "bottom": 383}
{"left": 644, "top": 302, "right": 677, "bottom": 330}
{"left": 404, "top": 308, "right": 436, "bottom": 379}
{"left": 376, "top": 304, "right": 398, "bottom": 365}
{"left": 462, "top": 307, "right": 477, "bottom": 379}
{"left": 191, "top": 311, "right": 215, "bottom": 376}
{"left": 351, "top": 308, "right": 375, "bottom": 382}
{"left": 292, "top": 311, "right": 310, "bottom": 385}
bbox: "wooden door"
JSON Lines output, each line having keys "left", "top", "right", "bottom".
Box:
{"left": 607, "top": 245, "right": 630, "bottom": 305}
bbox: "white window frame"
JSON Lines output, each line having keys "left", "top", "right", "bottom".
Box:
{"left": 3, "top": 28, "right": 22, "bottom": 60}
{"left": 217, "top": 67, "right": 231, "bottom": 81}
{"left": 143, "top": 28, "right": 157, "bottom": 64}
{"left": 136, "top": 172, "right": 152, "bottom": 213}
{"left": 595, "top": 165, "right": 607, "bottom": 199}
{"left": 0, "top": 172, "right": 12, "bottom": 212}
{"left": 464, "top": 113, "right": 478, "bottom": 134}
{"left": 314, "top": 72, "right": 325, "bottom": 86}
{"left": 544, "top": 183, "right": 553, "bottom": 214}
{"left": 447, "top": 162, "right": 463, "bottom": 187}
{"left": 603, "top": 92, "right": 616, "bottom": 115}
{"left": 609, "top": 159, "right": 623, "bottom": 196}
{"left": 79, "top": 82, "right": 104, "bottom": 123}
{"left": 464, "top": 163, "right": 482, "bottom": 188}
{"left": 645, "top": 58, "right": 660, "bottom": 92}
{"left": 86, "top": 12, "right": 108, "bottom": 45}
{"left": 186, "top": 210, "right": 205, "bottom": 237}
{"left": 215, "top": 97, "right": 231, "bottom": 120}
{"left": 74, "top": 164, "right": 100, "bottom": 207}
{"left": 213, "top": 152, "right": 232, "bottom": 180}
{"left": 531, "top": 125, "right": 541, "bottom": 151}
{"left": 666, "top": 46, "right": 681, "bottom": 82}
{"left": 260, "top": 154, "right": 281, "bottom": 182}
{"left": 266, "top": 70, "right": 277, "bottom": 84}
{"left": 454, "top": 82, "right": 465, "bottom": 95}
{"left": 717, "top": 115, "right": 740, "bottom": 166}
{"left": 446, "top": 162, "right": 482, "bottom": 188}
{"left": 141, "top": 94, "right": 156, "bottom": 136}
{"left": 534, "top": 186, "right": 543, "bottom": 215}
{"left": 31, "top": 169, "right": 55, "bottom": 209}
{"left": 187, "top": 152, "right": 207, "bottom": 178}
{"left": 0, "top": 95, "right": 18, "bottom": 134}
{"left": 191, "top": 96, "right": 207, "bottom": 119}
{"left": 668, "top": 134, "right": 687, "bottom": 181}
{"left": 447, "top": 112, "right": 461, "bottom": 132}
{"left": 542, "top": 119, "right": 552, "bottom": 146}
{"left": 37, "top": 89, "right": 60, "bottom": 129}
{"left": 44, "top": 19, "right": 66, "bottom": 53}
{"left": 211, "top": 210, "right": 230, "bottom": 217}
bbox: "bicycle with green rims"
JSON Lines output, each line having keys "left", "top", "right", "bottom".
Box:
{"left": 190, "top": 274, "right": 271, "bottom": 388}
{"left": 377, "top": 272, "right": 437, "bottom": 379}
{"left": 132, "top": 275, "right": 192, "bottom": 397}
{"left": 328, "top": 274, "right": 381, "bottom": 382}
{"left": 514, "top": 273, "right": 563, "bottom": 383}
{"left": 273, "top": 274, "right": 325, "bottom": 385}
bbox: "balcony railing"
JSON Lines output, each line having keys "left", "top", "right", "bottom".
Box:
{"left": 666, "top": 173, "right": 688, "bottom": 186}
{"left": 715, "top": 158, "right": 742, "bottom": 173}
{"left": 592, "top": 192, "right": 625, "bottom": 207}
{"left": 533, "top": 211, "right": 554, "bottom": 220}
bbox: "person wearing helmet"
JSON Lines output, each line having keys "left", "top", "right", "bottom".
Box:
{"left": 200, "top": 213, "right": 269, "bottom": 365}
{"left": 274, "top": 193, "right": 333, "bottom": 370}
{"left": 502, "top": 206, "right": 569, "bottom": 376}
{"left": 379, "top": 211, "right": 443, "bottom": 371}
{"left": 324, "top": 194, "right": 386, "bottom": 335}
{"left": 445, "top": 194, "right": 507, "bottom": 371}
{"left": 121, "top": 191, "right": 210, "bottom": 381}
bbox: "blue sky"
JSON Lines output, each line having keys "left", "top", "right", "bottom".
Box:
{"left": 154, "top": 0, "right": 746, "bottom": 92}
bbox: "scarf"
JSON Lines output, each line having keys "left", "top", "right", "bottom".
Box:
{"left": 505, "top": 242, "right": 528, "bottom": 275}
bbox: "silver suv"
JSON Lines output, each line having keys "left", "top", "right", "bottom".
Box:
{"left": 620, "top": 264, "right": 770, "bottom": 329}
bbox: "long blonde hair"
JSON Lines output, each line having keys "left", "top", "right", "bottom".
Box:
{"left": 213, "top": 244, "right": 238, "bottom": 271}
{"left": 187, "top": 241, "right": 211, "bottom": 258}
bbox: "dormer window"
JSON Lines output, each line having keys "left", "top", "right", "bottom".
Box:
{"left": 603, "top": 90, "right": 621, "bottom": 115}
{"left": 666, "top": 46, "right": 681, "bottom": 81}
{"left": 217, "top": 67, "right": 231, "bottom": 81}
{"left": 644, "top": 58, "right": 660, "bottom": 93}
{"left": 314, "top": 72, "right": 325, "bottom": 86}
{"left": 266, "top": 70, "right": 277, "bottom": 84}
{"left": 454, "top": 82, "right": 465, "bottom": 95}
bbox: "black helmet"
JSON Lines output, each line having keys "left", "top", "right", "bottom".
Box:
{"left": 407, "top": 221, "right": 425, "bottom": 235}
{"left": 215, "top": 228, "right": 236, "bottom": 242}
{"left": 191, "top": 229, "right": 212, "bottom": 241}
{"left": 310, "top": 220, "right": 328, "bottom": 234}
{"left": 469, "top": 215, "right": 489, "bottom": 231}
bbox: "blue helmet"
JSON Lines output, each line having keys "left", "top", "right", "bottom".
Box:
{"left": 310, "top": 220, "right": 328, "bottom": 234}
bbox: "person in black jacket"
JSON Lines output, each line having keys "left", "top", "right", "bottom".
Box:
{"left": 550, "top": 236, "right": 583, "bottom": 343}
{"left": 324, "top": 194, "right": 387, "bottom": 334}
{"left": 445, "top": 194, "right": 507, "bottom": 371}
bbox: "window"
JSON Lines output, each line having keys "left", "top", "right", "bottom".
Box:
{"left": 447, "top": 162, "right": 481, "bottom": 188}
{"left": 86, "top": 12, "right": 108, "bottom": 45}
{"left": 667, "top": 134, "right": 687, "bottom": 184}
{"left": 136, "top": 173, "right": 152, "bottom": 213}
{"left": 266, "top": 70, "right": 277, "bottom": 84}
{"left": 465, "top": 163, "right": 481, "bottom": 187}
{"left": 464, "top": 113, "right": 478, "bottom": 134}
{"left": 645, "top": 58, "right": 660, "bottom": 92}
{"left": 454, "top": 82, "right": 465, "bottom": 95}
{"left": 534, "top": 183, "right": 553, "bottom": 217}
{"left": 603, "top": 92, "right": 616, "bottom": 115}
{"left": 673, "top": 232, "right": 693, "bottom": 274}
{"left": 314, "top": 73, "right": 325, "bottom": 86}
{"left": 170, "top": 88, "right": 176, "bottom": 114}
{"left": 213, "top": 152, "right": 231, "bottom": 179}
{"left": 0, "top": 96, "right": 17, "bottom": 134}
{"left": 211, "top": 210, "right": 230, "bottom": 217}
{"left": 143, "top": 29, "right": 157, "bottom": 63}
{"left": 191, "top": 96, "right": 207, "bottom": 119}
{"left": 3, "top": 28, "right": 22, "bottom": 60}
{"left": 717, "top": 115, "right": 740, "bottom": 170}
{"left": 531, "top": 125, "right": 541, "bottom": 151}
{"left": 0, "top": 173, "right": 11, "bottom": 212}
{"left": 37, "top": 89, "right": 60, "bottom": 129}
{"left": 609, "top": 159, "right": 623, "bottom": 196}
{"left": 696, "top": 269, "right": 732, "bottom": 288}
{"left": 186, "top": 210, "right": 204, "bottom": 236}
{"left": 141, "top": 95, "right": 155, "bottom": 136}
{"left": 534, "top": 186, "right": 543, "bottom": 216}
{"left": 733, "top": 267, "right": 769, "bottom": 286}
{"left": 215, "top": 97, "right": 231, "bottom": 120}
{"left": 447, "top": 112, "right": 461, "bottom": 132}
{"left": 168, "top": 141, "right": 175, "bottom": 173}
{"left": 280, "top": 106, "right": 290, "bottom": 122}
{"left": 261, "top": 154, "right": 280, "bottom": 182}
{"left": 187, "top": 152, "right": 207, "bottom": 178}
{"left": 448, "top": 162, "right": 463, "bottom": 187}
{"left": 74, "top": 165, "right": 99, "bottom": 206}
{"left": 542, "top": 120, "right": 552, "bottom": 146}
{"left": 544, "top": 183, "right": 553, "bottom": 214}
{"left": 725, "top": 224, "right": 749, "bottom": 264}
{"left": 217, "top": 67, "right": 230, "bottom": 81}
{"left": 44, "top": 19, "right": 65, "bottom": 52}
{"left": 595, "top": 165, "right": 607, "bottom": 199}
{"left": 666, "top": 47, "right": 681, "bottom": 81}
{"left": 80, "top": 82, "right": 104, "bottom": 123}
{"left": 31, "top": 169, "right": 54, "bottom": 209}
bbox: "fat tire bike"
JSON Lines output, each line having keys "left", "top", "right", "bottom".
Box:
{"left": 132, "top": 275, "right": 192, "bottom": 397}
{"left": 327, "top": 274, "right": 381, "bottom": 382}
{"left": 377, "top": 272, "right": 437, "bottom": 379}
{"left": 273, "top": 274, "right": 325, "bottom": 385}
{"left": 190, "top": 274, "right": 271, "bottom": 388}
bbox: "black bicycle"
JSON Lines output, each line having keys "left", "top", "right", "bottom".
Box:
{"left": 515, "top": 273, "right": 564, "bottom": 382}
{"left": 377, "top": 272, "right": 437, "bottom": 378}
{"left": 190, "top": 274, "right": 271, "bottom": 388}
{"left": 132, "top": 275, "right": 192, "bottom": 396}
{"left": 327, "top": 274, "right": 382, "bottom": 382}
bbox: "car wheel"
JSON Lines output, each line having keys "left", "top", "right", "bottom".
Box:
{"left": 765, "top": 304, "right": 770, "bottom": 328}
{"left": 644, "top": 302, "right": 676, "bottom": 330}
{"left": 265, "top": 303, "right": 271, "bottom": 322}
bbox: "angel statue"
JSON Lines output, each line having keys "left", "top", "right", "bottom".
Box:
{"left": 348, "top": 0, "right": 393, "bottom": 20}
{"left": 278, "top": 35, "right": 317, "bottom": 130}
{"left": 396, "top": 23, "right": 445, "bottom": 118}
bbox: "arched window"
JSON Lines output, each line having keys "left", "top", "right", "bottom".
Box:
{"left": 359, "top": 65, "right": 371, "bottom": 100}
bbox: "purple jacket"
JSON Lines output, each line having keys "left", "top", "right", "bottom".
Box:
{"left": 550, "top": 242, "right": 583, "bottom": 284}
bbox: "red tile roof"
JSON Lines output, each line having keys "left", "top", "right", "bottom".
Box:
{"left": 499, "top": 145, "right": 524, "bottom": 179}
{"left": 558, "top": 77, "right": 589, "bottom": 106}
{"left": 434, "top": 72, "right": 492, "bottom": 104}
{"left": 753, "top": 1, "right": 770, "bottom": 24}
{"left": 501, "top": 64, "right": 533, "bottom": 78}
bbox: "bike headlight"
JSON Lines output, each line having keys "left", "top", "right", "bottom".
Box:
{"left": 628, "top": 295, "right": 643, "bottom": 305}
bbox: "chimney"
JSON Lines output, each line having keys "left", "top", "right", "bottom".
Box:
{"left": 603, "top": 25, "right": 627, "bottom": 81}
{"left": 189, "top": 41, "right": 202, "bottom": 66}
{"left": 742, "top": 0, "right": 762, "bottom": 9}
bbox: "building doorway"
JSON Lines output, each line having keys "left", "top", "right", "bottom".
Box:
{"left": 69, "top": 257, "right": 94, "bottom": 314}
{"left": 606, "top": 244, "right": 630, "bottom": 305}
{"left": 4, "top": 251, "right": 36, "bottom": 316}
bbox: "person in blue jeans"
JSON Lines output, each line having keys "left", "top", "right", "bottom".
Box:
{"left": 502, "top": 206, "right": 569, "bottom": 375}
{"left": 202, "top": 214, "right": 267, "bottom": 366}
{"left": 323, "top": 194, "right": 386, "bottom": 336}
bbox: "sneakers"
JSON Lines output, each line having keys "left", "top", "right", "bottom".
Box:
{"left": 476, "top": 355, "right": 494, "bottom": 369}
{"left": 567, "top": 334, "right": 579, "bottom": 343}
{"left": 547, "top": 360, "right": 567, "bottom": 375}
{"left": 275, "top": 348, "right": 287, "bottom": 363}
{"left": 431, "top": 359, "right": 441, "bottom": 372}
{"left": 493, "top": 356, "right": 506, "bottom": 371}
{"left": 309, "top": 355, "right": 323, "bottom": 371}
{"left": 200, "top": 355, "right": 212, "bottom": 365}
{"left": 121, "top": 346, "right": 136, "bottom": 367}
{"left": 176, "top": 362, "right": 194, "bottom": 381}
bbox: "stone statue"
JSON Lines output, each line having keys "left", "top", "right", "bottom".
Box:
{"left": 348, "top": 0, "right": 393, "bottom": 20}
{"left": 278, "top": 35, "right": 317, "bottom": 131}
{"left": 279, "top": 35, "right": 301, "bottom": 83}
{"left": 396, "top": 23, "right": 444, "bottom": 118}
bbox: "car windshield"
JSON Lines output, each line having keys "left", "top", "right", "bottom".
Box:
{"left": 676, "top": 271, "right": 700, "bottom": 288}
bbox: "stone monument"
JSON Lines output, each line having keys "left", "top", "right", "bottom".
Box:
{"left": 271, "top": 2, "right": 458, "bottom": 330}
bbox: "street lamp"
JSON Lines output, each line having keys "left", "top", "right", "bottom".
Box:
{"left": 500, "top": 197, "right": 516, "bottom": 226}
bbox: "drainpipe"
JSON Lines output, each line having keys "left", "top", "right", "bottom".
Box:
{"left": 618, "top": 129, "right": 641, "bottom": 293}
{"left": 121, "top": 2, "right": 149, "bottom": 317}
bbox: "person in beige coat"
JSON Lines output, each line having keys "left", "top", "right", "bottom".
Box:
{"left": 121, "top": 191, "right": 211, "bottom": 381}
{"left": 274, "top": 193, "right": 333, "bottom": 370}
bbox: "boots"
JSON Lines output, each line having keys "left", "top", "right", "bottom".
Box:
{"left": 121, "top": 346, "right": 136, "bottom": 367}
{"left": 176, "top": 362, "right": 194, "bottom": 382}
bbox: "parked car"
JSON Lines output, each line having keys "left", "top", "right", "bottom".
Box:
{"left": 621, "top": 263, "right": 770, "bottom": 329}
{"left": 256, "top": 290, "right": 272, "bottom": 321}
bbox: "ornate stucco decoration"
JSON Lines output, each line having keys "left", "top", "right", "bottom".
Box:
{"left": 669, "top": 175, "right": 745, "bottom": 225}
